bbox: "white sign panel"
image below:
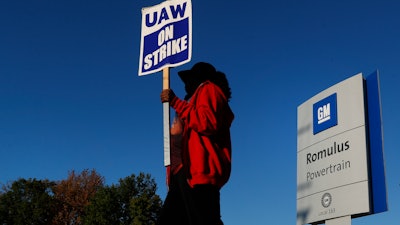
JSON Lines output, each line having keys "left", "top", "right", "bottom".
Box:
{"left": 139, "top": 0, "right": 192, "bottom": 76}
{"left": 297, "top": 74, "right": 370, "bottom": 224}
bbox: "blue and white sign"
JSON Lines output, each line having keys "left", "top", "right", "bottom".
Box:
{"left": 297, "top": 73, "right": 387, "bottom": 225}
{"left": 139, "top": 0, "right": 192, "bottom": 76}
{"left": 313, "top": 93, "right": 338, "bottom": 134}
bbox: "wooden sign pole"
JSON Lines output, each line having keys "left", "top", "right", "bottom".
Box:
{"left": 162, "top": 67, "right": 171, "bottom": 166}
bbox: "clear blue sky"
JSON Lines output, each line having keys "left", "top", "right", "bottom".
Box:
{"left": 1, "top": 0, "right": 399, "bottom": 224}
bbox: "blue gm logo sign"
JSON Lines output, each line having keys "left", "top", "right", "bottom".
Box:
{"left": 313, "top": 93, "right": 338, "bottom": 134}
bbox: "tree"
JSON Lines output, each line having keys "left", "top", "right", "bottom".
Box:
{"left": 0, "top": 170, "right": 162, "bottom": 225}
{"left": 82, "top": 172, "right": 162, "bottom": 225}
{"left": 52, "top": 169, "right": 104, "bottom": 225}
{"left": 128, "top": 173, "right": 162, "bottom": 225}
{"left": 81, "top": 185, "right": 121, "bottom": 225}
{"left": 0, "top": 178, "right": 57, "bottom": 225}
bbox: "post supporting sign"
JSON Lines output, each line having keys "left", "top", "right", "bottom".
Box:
{"left": 139, "top": 0, "right": 192, "bottom": 166}
{"left": 296, "top": 72, "right": 387, "bottom": 225}
{"left": 162, "top": 67, "right": 171, "bottom": 166}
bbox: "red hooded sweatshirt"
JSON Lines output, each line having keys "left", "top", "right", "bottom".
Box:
{"left": 170, "top": 81, "right": 234, "bottom": 189}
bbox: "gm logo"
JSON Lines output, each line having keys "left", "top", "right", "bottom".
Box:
{"left": 313, "top": 93, "right": 338, "bottom": 134}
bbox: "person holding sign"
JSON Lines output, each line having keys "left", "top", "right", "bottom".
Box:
{"left": 158, "top": 62, "right": 234, "bottom": 225}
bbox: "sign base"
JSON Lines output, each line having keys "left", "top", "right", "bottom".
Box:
{"left": 325, "top": 216, "right": 351, "bottom": 225}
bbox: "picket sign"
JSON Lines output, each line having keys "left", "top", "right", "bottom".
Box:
{"left": 139, "top": 0, "right": 192, "bottom": 166}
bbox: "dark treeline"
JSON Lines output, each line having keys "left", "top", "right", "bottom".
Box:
{"left": 0, "top": 169, "right": 162, "bottom": 225}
